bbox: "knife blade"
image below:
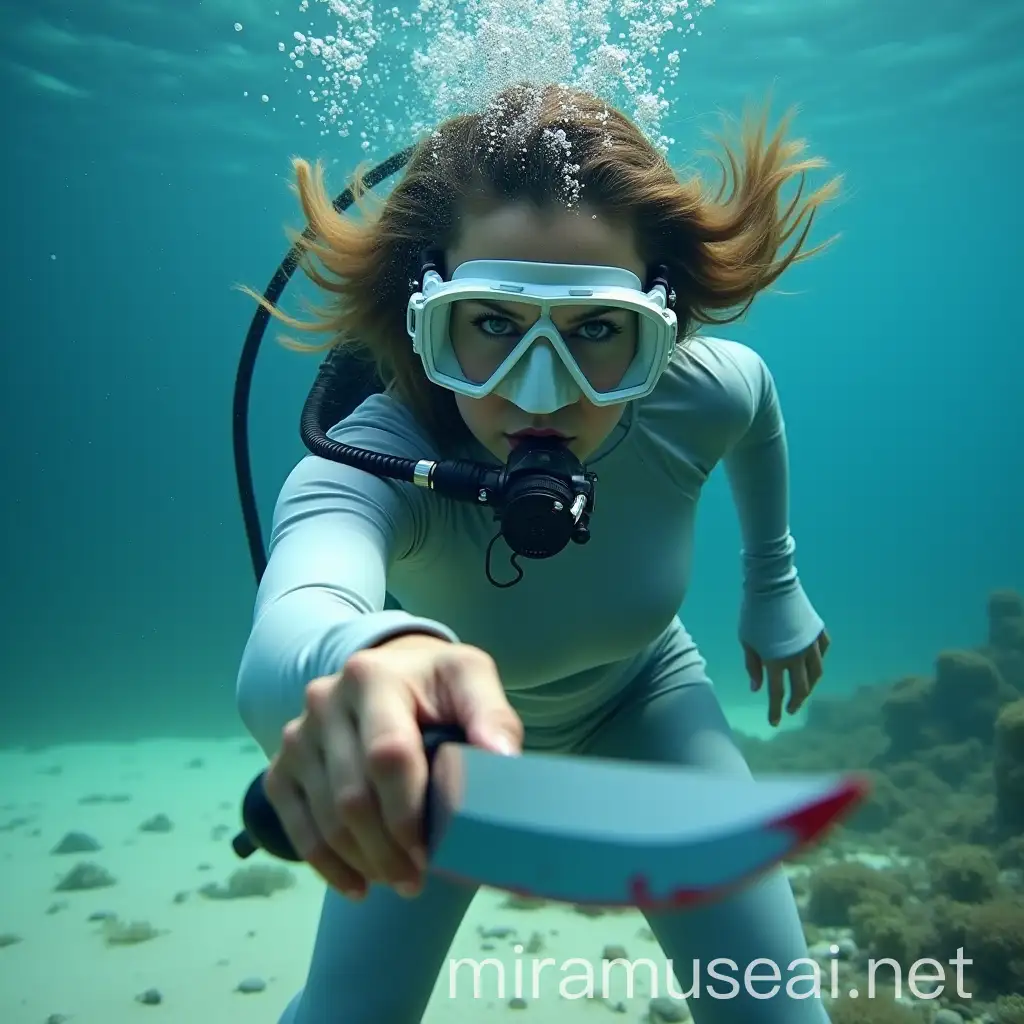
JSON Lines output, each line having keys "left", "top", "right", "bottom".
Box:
{"left": 232, "top": 725, "right": 869, "bottom": 909}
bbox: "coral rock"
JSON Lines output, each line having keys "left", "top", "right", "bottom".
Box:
{"left": 927, "top": 844, "right": 1000, "bottom": 903}
{"left": 994, "top": 698, "right": 1024, "bottom": 834}
{"left": 933, "top": 650, "right": 1015, "bottom": 743}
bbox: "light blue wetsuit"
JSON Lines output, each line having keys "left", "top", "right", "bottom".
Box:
{"left": 236, "top": 335, "right": 831, "bottom": 1024}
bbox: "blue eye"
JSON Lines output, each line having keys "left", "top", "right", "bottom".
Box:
{"left": 468, "top": 313, "right": 624, "bottom": 342}
{"left": 575, "top": 319, "right": 622, "bottom": 342}
{"left": 470, "top": 314, "right": 517, "bottom": 337}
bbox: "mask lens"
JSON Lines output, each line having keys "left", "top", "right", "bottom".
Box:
{"left": 447, "top": 299, "right": 640, "bottom": 392}
{"left": 562, "top": 312, "right": 639, "bottom": 394}
{"left": 449, "top": 299, "right": 526, "bottom": 384}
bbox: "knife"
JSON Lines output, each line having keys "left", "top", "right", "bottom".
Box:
{"left": 231, "top": 724, "right": 870, "bottom": 910}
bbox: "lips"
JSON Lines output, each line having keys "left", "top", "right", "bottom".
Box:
{"left": 505, "top": 428, "right": 574, "bottom": 449}
{"left": 507, "top": 428, "right": 571, "bottom": 440}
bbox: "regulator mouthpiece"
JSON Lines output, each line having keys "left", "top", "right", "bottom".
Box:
{"left": 484, "top": 437, "right": 595, "bottom": 587}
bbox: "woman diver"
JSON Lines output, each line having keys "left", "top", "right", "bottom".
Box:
{"left": 237, "top": 81, "right": 840, "bottom": 1023}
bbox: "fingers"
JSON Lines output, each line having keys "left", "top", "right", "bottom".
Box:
{"left": 744, "top": 645, "right": 764, "bottom": 692}
{"left": 766, "top": 662, "right": 786, "bottom": 727}
{"left": 336, "top": 656, "right": 427, "bottom": 894}
{"left": 264, "top": 719, "right": 366, "bottom": 897}
{"left": 805, "top": 643, "right": 824, "bottom": 690}
{"left": 760, "top": 631, "right": 829, "bottom": 725}
{"left": 436, "top": 646, "right": 524, "bottom": 755}
{"left": 786, "top": 659, "right": 810, "bottom": 716}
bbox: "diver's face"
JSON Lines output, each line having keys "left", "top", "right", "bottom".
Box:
{"left": 445, "top": 201, "right": 646, "bottom": 462}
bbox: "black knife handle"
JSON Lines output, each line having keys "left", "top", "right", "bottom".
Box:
{"left": 231, "top": 723, "right": 468, "bottom": 862}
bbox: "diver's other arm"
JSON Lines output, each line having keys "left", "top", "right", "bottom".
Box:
{"left": 719, "top": 345, "right": 826, "bottom": 665}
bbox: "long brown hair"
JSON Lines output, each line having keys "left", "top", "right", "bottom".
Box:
{"left": 242, "top": 82, "right": 840, "bottom": 445}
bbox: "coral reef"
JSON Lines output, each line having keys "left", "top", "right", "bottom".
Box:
{"left": 805, "top": 862, "right": 905, "bottom": 927}
{"left": 994, "top": 698, "right": 1024, "bottom": 834}
{"left": 930, "top": 894, "right": 1024, "bottom": 1002}
{"left": 738, "top": 588, "right": 1024, "bottom": 1015}
{"left": 927, "top": 844, "right": 999, "bottom": 903}
{"left": 826, "top": 994, "right": 920, "bottom": 1024}
{"left": 739, "top": 587, "right": 1024, "bottom": 851}
{"left": 986, "top": 590, "right": 1024, "bottom": 693}
{"left": 993, "top": 994, "right": 1024, "bottom": 1024}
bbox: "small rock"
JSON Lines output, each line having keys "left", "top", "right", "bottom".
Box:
{"left": 45, "top": 1015, "right": 69, "bottom": 1023}
{"left": 51, "top": 831, "right": 101, "bottom": 855}
{"left": 602, "top": 944, "right": 629, "bottom": 961}
{"left": 500, "top": 894, "right": 548, "bottom": 910}
{"left": 199, "top": 865, "right": 295, "bottom": 900}
{"left": 55, "top": 862, "right": 116, "bottom": 892}
{"left": 478, "top": 925, "right": 516, "bottom": 939}
{"left": 649, "top": 995, "right": 688, "bottom": 1022}
{"left": 236, "top": 976, "right": 266, "bottom": 994}
{"left": 102, "top": 918, "right": 161, "bottom": 945}
{"left": 136, "top": 988, "right": 162, "bottom": 1005}
{"left": 998, "top": 868, "right": 1022, "bottom": 889}
{"left": 0, "top": 933, "right": 22, "bottom": 947}
{"left": 88, "top": 910, "right": 117, "bottom": 921}
{"left": 45, "top": 901, "right": 67, "bottom": 915}
{"left": 508, "top": 996, "right": 527, "bottom": 1009}
{"left": 480, "top": 941, "right": 496, "bottom": 951}
{"left": 139, "top": 814, "right": 173, "bottom": 833}
{"left": 172, "top": 891, "right": 188, "bottom": 904}
{"left": 186, "top": 758, "right": 205, "bottom": 769}
{"left": 0, "top": 816, "right": 33, "bottom": 832}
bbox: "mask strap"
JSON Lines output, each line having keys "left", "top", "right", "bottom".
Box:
{"left": 645, "top": 264, "right": 676, "bottom": 308}
{"left": 419, "top": 247, "right": 447, "bottom": 284}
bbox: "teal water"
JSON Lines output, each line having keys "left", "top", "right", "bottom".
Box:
{"left": 1, "top": 2, "right": 1022, "bottom": 1022}
{"left": 3, "top": 0, "right": 1019, "bottom": 745}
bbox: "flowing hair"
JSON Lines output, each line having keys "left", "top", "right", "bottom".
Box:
{"left": 241, "top": 82, "right": 840, "bottom": 444}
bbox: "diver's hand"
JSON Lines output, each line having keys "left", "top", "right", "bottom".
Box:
{"left": 262, "top": 633, "right": 522, "bottom": 900}
{"left": 745, "top": 629, "right": 830, "bottom": 727}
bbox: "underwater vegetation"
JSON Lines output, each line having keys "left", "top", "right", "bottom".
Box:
{"left": 740, "top": 589, "right": 1024, "bottom": 1022}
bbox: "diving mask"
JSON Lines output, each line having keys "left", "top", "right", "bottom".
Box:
{"left": 407, "top": 259, "right": 678, "bottom": 414}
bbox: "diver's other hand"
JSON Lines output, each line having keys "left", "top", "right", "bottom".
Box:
{"left": 744, "top": 628, "right": 830, "bottom": 727}
{"left": 262, "top": 633, "right": 523, "bottom": 900}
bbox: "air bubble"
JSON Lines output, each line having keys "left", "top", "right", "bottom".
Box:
{"left": 274, "top": 0, "right": 715, "bottom": 157}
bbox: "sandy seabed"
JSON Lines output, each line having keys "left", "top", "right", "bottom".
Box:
{"left": 0, "top": 707, "right": 792, "bottom": 1024}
